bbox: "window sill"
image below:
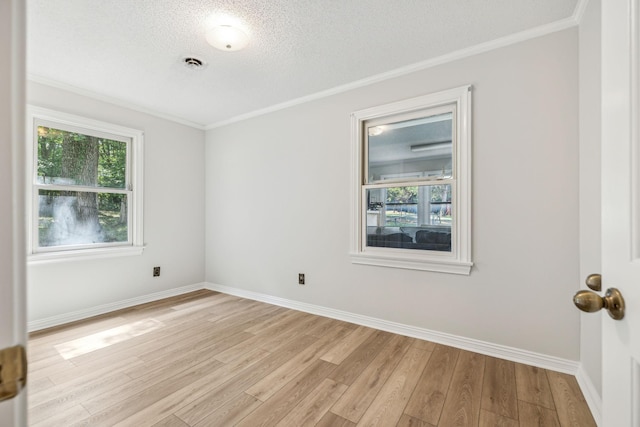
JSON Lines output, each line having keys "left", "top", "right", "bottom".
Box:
{"left": 28, "top": 245, "right": 145, "bottom": 265}
{"left": 350, "top": 252, "right": 472, "bottom": 275}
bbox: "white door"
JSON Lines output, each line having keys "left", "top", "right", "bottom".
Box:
{"left": 0, "top": 0, "right": 27, "bottom": 426}
{"left": 601, "top": 1, "right": 640, "bottom": 426}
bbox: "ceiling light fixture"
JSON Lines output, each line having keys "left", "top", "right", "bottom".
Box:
{"left": 410, "top": 141, "right": 452, "bottom": 152}
{"left": 206, "top": 25, "right": 249, "bottom": 51}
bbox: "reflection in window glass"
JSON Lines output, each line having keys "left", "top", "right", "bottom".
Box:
{"left": 366, "top": 113, "right": 453, "bottom": 183}
{"left": 38, "top": 190, "right": 128, "bottom": 247}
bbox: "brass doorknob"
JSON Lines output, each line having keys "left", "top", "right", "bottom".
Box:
{"left": 585, "top": 273, "right": 601, "bottom": 291}
{"left": 573, "top": 287, "right": 625, "bottom": 320}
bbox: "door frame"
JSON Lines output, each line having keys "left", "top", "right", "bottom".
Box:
{"left": 0, "top": 0, "right": 28, "bottom": 425}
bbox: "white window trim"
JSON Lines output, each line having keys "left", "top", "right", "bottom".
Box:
{"left": 350, "top": 85, "right": 472, "bottom": 275}
{"left": 26, "top": 106, "right": 145, "bottom": 264}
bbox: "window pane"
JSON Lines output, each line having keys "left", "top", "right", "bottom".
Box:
{"left": 38, "top": 190, "right": 128, "bottom": 247}
{"left": 366, "top": 184, "right": 451, "bottom": 252}
{"left": 37, "top": 126, "right": 127, "bottom": 189}
{"left": 366, "top": 112, "right": 452, "bottom": 183}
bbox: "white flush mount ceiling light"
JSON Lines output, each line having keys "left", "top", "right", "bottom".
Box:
{"left": 368, "top": 126, "right": 385, "bottom": 136}
{"left": 206, "top": 25, "right": 249, "bottom": 51}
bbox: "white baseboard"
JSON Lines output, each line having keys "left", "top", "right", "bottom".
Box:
{"left": 204, "top": 282, "right": 580, "bottom": 375}
{"left": 576, "top": 364, "right": 602, "bottom": 426}
{"left": 28, "top": 282, "right": 207, "bottom": 332}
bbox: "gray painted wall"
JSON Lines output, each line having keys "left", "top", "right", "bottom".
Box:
{"left": 205, "top": 29, "right": 581, "bottom": 360}
{"left": 27, "top": 82, "right": 206, "bottom": 322}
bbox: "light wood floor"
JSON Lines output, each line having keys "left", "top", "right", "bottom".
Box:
{"left": 28, "top": 290, "right": 596, "bottom": 427}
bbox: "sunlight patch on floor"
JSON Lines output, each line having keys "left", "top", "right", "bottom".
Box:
{"left": 54, "top": 318, "right": 164, "bottom": 359}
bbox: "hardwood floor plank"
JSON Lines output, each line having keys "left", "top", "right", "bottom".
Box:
{"left": 29, "top": 372, "right": 131, "bottom": 412}
{"left": 254, "top": 312, "right": 323, "bottom": 353}
{"left": 214, "top": 332, "right": 277, "bottom": 364}
{"left": 27, "top": 376, "right": 55, "bottom": 395}
{"left": 174, "top": 334, "right": 320, "bottom": 425}
{"left": 48, "top": 355, "right": 144, "bottom": 386}
{"left": 316, "top": 411, "right": 357, "bottom": 427}
{"left": 235, "top": 360, "right": 338, "bottom": 427}
{"left": 306, "top": 316, "right": 354, "bottom": 338}
{"left": 320, "top": 325, "right": 375, "bottom": 364}
{"left": 330, "top": 334, "right": 412, "bottom": 423}
{"left": 396, "top": 414, "right": 436, "bottom": 427}
{"left": 111, "top": 349, "right": 271, "bottom": 427}
{"left": 246, "top": 325, "right": 349, "bottom": 401}
{"left": 356, "top": 346, "right": 432, "bottom": 426}
{"left": 81, "top": 378, "right": 147, "bottom": 415}
{"left": 67, "top": 318, "right": 214, "bottom": 368}
{"left": 438, "top": 350, "right": 486, "bottom": 427}
{"left": 275, "top": 378, "right": 348, "bottom": 426}
{"left": 412, "top": 339, "right": 437, "bottom": 352}
{"left": 515, "top": 363, "right": 556, "bottom": 410}
{"left": 478, "top": 409, "right": 519, "bottom": 427}
{"left": 31, "top": 404, "right": 90, "bottom": 427}
{"left": 129, "top": 331, "right": 255, "bottom": 382}
{"left": 28, "top": 352, "right": 70, "bottom": 373}
{"left": 480, "top": 356, "right": 518, "bottom": 419}
{"left": 246, "top": 309, "right": 307, "bottom": 339}
{"left": 68, "top": 357, "right": 225, "bottom": 426}
{"left": 29, "top": 316, "right": 130, "bottom": 346}
{"left": 192, "top": 392, "right": 262, "bottom": 427}
{"left": 27, "top": 358, "right": 76, "bottom": 382}
{"left": 83, "top": 343, "right": 260, "bottom": 415}
{"left": 151, "top": 415, "right": 190, "bottom": 427}
{"left": 404, "top": 344, "right": 460, "bottom": 425}
{"left": 242, "top": 308, "right": 300, "bottom": 335}
{"left": 328, "top": 329, "right": 393, "bottom": 386}
{"left": 133, "top": 310, "right": 269, "bottom": 364}
{"left": 204, "top": 299, "right": 280, "bottom": 328}
{"left": 546, "top": 371, "right": 596, "bottom": 427}
{"left": 517, "top": 400, "right": 560, "bottom": 427}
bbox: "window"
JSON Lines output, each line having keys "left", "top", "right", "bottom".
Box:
{"left": 27, "top": 107, "right": 144, "bottom": 262}
{"left": 350, "top": 86, "right": 472, "bottom": 274}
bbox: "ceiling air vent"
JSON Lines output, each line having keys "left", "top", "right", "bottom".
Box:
{"left": 183, "top": 57, "right": 205, "bottom": 70}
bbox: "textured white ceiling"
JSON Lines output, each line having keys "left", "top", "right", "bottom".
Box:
{"left": 27, "top": 0, "right": 579, "bottom": 128}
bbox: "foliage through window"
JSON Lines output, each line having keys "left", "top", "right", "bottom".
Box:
{"left": 28, "top": 107, "right": 144, "bottom": 260}
{"left": 350, "top": 86, "right": 472, "bottom": 274}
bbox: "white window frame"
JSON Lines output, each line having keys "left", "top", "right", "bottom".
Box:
{"left": 26, "top": 106, "right": 145, "bottom": 264}
{"left": 350, "top": 85, "right": 472, "bottom": 274}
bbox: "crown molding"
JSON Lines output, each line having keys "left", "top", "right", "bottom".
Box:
{"left": 573, "top": 0, "right": 590, "bottom": 25}
{"left": 206, "top": 8, "right": 583, "bottom": 129}
{"left": 27, "top": 74, "right": 207, "bottom": 130}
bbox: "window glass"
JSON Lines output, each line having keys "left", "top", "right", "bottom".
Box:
{"left": 366, "top": 184, "right": 452, "bottom": 252}
{"left": 35, "top": 125, "right": 130, "bottom": 250}
{"left": 37, "top": 126, "right": 127, "bottom": 189}
{"left": 366, "top": 112, "right": 452, "bottom": 183}
{"left": 38, "top": 190, "right": 128, "bottom": 247}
